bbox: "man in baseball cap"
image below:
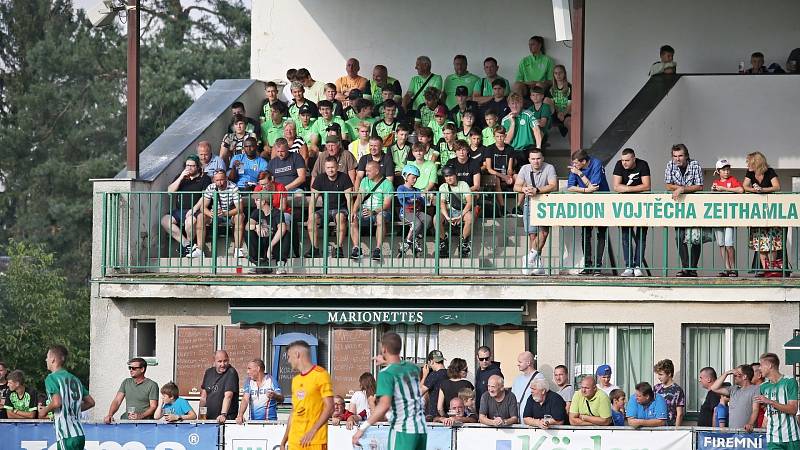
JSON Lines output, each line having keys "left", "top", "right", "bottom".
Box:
{"left": 421, "top": 350, "right": 447, "bottom": 419}
{"left": 596, "top": 364, "right": 619, "bottom": 395}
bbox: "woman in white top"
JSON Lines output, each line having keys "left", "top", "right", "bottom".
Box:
{"left": 346, "top": 372, "right": 376, "bottom": 426}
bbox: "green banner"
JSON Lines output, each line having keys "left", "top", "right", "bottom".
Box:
{"left": 230, "top": 306, "right": 522, "bottom": 326}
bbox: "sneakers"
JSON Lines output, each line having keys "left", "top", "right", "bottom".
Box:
{"left": 413, "top": 239, "right": 424, "bottom": 257}
{"left": 304, "top": 247, "right": 322, "bottom": 258}
{"left": 633, "top": 267, "right": 644, "bottom": 277}
{"left": 371, "top": 248, "right": 382, "bottom": 261}
{"left": 522, "top": 250, "right": 538, "bottom": 276}
{"left": 234, "top": 247, "right": 246, "bottom": 258}
{"left": 578, "top": 268, "right": 595, "bottom": 276}
{"left": 180, "top": 244, "right": 192, "bottom": 257}
{"left": 439, "top": 236, "right": 449, "bottom": 257}
{"left": 397, "top": 241, "right": 412, "bottom": 257}
{"left": 186, "top": 245, "right": 203, "bottom": 258}
{"left": 275, "top": 261, "right": 287, "bottom": 275}
{"left": 621, "top": 268, "right": 634, "bottom": 277}
{"left": 350, "top": 246, "right": 363, "bottom": 260}
{"left": 460, "top": 240, "right": 471, "bottom": 258}
{"left": 333, "top": 246, "right": 346, "bottom": 258}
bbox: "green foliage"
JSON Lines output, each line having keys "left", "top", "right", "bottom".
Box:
{"left": 0, "top": 241, "right": 90, "bottom": 389}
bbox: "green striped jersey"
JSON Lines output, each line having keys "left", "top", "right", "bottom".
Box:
{"left": 376, "top": 361, "right": 426, "bottom": 434}
{"left": 760, "top": 376, "right": 800, "bottom": 443}
{"left": 45, "top": 369, "right": 88, "bottom": 441}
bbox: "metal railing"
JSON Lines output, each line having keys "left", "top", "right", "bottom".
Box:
{"left": 98, "top": 190, "right": 800, "bottom": 280}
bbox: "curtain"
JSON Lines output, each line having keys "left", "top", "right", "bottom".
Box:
{"left": 685, "top": 327, "right": 725, "bottom": 412}
{"left": 617, "top": 326, "right": 654, "bottom": 396}
{"left": 572, "top": 326, "right": 609, "bottom": 386}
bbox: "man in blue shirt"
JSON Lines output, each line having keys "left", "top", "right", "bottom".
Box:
{"left": 567, "top": 150, "right": 610, "bottom": 275}
{"left": 626, "top": 382, "right": 668, "bottom": 428}
{"left": 229, "top": 137, "right": 269, "bottom": 190}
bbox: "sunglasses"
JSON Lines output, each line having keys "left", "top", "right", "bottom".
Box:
{"left": 128, "top": 366, "right": 143, "bottom": 370}
{"left": 478, "top": 357, "right": 490, "bottom": 362}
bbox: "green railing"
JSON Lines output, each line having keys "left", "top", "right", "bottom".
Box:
{"left": 98, "top": 190, "right": 799, "bottom": 279}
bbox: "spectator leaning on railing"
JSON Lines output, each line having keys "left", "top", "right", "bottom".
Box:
{"left": 516, "top": 147, "right": 558, "bottom": 276}
{"left": 664, "top": 143, "right": 704, "bottom": 277}
{"left": 568, "top": 149, "right": 610, "bottom": 276}
{"left": 104, "top": 357, "right": 158, "bottom": 423}
{"left": 612, "top": 148, "right": 651, "bottom": 277}
{"left": 569, "top": 375, "right": 612, "bottom": 426}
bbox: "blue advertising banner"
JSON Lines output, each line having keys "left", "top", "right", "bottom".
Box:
{"left": 0, "top": 421, "right": 220, "bottom": 450}
{"left": 696, "top": 431, "right": 766, "bottom": 450}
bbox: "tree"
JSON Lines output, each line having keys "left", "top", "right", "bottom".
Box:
{"left": 0, "top": 241, "right": 90, "bottom": 388}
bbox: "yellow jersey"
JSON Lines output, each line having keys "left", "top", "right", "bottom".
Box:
{"left": 289, "top": 365, "right": 333, "bottom": 446}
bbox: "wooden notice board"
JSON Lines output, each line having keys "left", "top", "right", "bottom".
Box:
{"left": 223, "top": 326, "right": 265, "bottom": 394}
{"left": 331, "top": 328, "right": 373, "bottom": 397}
{"left": 174, "top": 326, "right": 216, "bottom": 397}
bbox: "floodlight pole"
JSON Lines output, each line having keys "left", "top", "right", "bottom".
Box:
{"left": 126, "top": 0, "right": 140, "bottom": 179}
{"left": 570, "top": 0, "right": 585, "bottom": 156}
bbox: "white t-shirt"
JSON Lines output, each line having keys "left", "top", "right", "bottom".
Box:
{"left": 349, "top": 390, "right": 371, "bottom": 418}
{"left": 599, "top": 383, "right": 619, "bottom": 396}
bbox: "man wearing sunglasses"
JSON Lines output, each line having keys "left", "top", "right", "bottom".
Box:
{"left": 103, "top": 358, "right": 159, "bottom": 423}
{"left": 475, "top": 346, "right": 504, "bottom": 412}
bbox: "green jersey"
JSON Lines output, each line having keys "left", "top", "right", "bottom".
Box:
{"left": 346, "top": 116, "right": 375, "bottom": 142}
{"left": 548, "top": 82, "right": 572, "bottom": 112}
{"left": 296, "top": 121, "right": 315, "bottom": 143}
{"left": 457, "top": 126, "right": 476, "bottom": 142}
{"left": 359, "top": 177, "right": 393, "bottom": 211}
{"left": 437, "top": 141, "right": 455, "bottom": 168}
{"left": 428, "top": 119, "right": 445, "bottom": 145}
{"left": 526, "top": 103, "right": 553, "bottom": 136}
{"left": 482, "top": 126, "right": 496, "bottom": 146}
{"left": 472, "top": 77, "right": 511, "bottom": 97}
{"left": 760, "top": 376, "right": 800, "bottom": 443}
{"left": 310, "top": 116, "right": 346, "bottom": 144}
{"left": 515, "top": 53, "right": 555, "bottom": 83}
{"left": 376, "top": 361, "right": 426, "bottom": 434}
{"left": 372, "top": 120, "right": 399, "bottom": 143}
{"left": 415, "top": 104, "right": 437, "bottom": 128}
{"left": 261, "top": 118, "right": 292, "bottom": 146}
{"left": 45, "top": 369, "right": 88, "bottom": 441}
{"left": 389, "top": 143, "right": 411, "bottom": 172}
{"left": 501, "top": 110, "right": 538, "bottom": 150}
{"left": 443, "top": 72, "right": 480, "bottom": 109}
{"left": 407, "top": 74, "right": 443, "bottom": 110}
{"left": 410, "top": 160, "right": 438, "bottom": 190}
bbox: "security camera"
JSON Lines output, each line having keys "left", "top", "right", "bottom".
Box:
{"left": 87, "top": 0, "right": 124, "bottom": 28}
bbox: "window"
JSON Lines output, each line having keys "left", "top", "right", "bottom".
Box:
{"left": 389, "top": 324, "right": 438, "bottom": 365}
{"left": 274, "top": 324, "right": 330, "bottom": 369}
{"left": 683, "top": 325, "right": 768, "bottom": 412}
{"left": 567, "top": 324, "right": 654, "bottom": 397}
{"left": 131, "top": 319, "right": 156, "bottom": 358}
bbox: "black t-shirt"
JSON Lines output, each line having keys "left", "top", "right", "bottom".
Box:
{"left": 0, "top": 382, "right": 8, "bottom": 419}
{"left": 173, "top": 174, "right": 212, "bottom": 209}
{"left": 249, "top": 206, "right": 285, "bottom": 235}
{"left": 697, "top": 390, "right": 721, "bottom": 427}
{"left": 312, "top": 172, "right": 353, "bottom": 212}
{"left": 423, "top": 368, "right": 448, "bottom": 418}
{"left": 201, "top": 367, "right": 239, "bottom": 419}
{"left": 469, "top": 147, "right": 489, "bottom": 165}
{"left": 269, "top": 153, "right": 306, "bottom": 186}
{"left": 745, "top": 167, "right": 778, "bottom": 188}
{"left": 486, "top": 144, "right": 514, "bottom": 174}
{"left": 445, "top": 158, "right": 482, "bottom": 187}
{"left": 357, "top": 153, "right": 395, "bottom": 179}
{"left": 483, "top": 97, "right": 510, "bottom": 121}
{"left": 522, "top": 390, "right": 567, "bottom": 421}
{"left": 439, "top": 379, "right": 475, "bottom": 414}
{"left": 612, "top": 158, "right": 651, "bottom": 187}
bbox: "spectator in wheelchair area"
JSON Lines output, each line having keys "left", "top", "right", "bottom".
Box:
{"left": 161, "top": 155, "right": 211, "bottom": 257}
{"left": 396, "top": 164, "right": 432, "bottom": 258}
{"left": 248, "top": 181, "right": 291, "bottom": 275}
{"left": 349, "top": 160, "right": 394, "bottom": 262}
{"left": 439, "top": 166, "right": 474, "bottom": 258}
{"left": 186, "top": 170, "right": 245, "bottom": 259}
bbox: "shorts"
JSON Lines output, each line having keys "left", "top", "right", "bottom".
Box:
{"left": 388, "top": 430, "right": 427, "bottom": 450}
{"left": 170, "top": 208, "right": 197, "bottom": 226}
{"left": 358, "top": 211, "right": 391, "bottom": 227}
{"left": 714, "top": 227, "right": 734, "bottom": 247}
{"left": 315, "top": 208, "right": 348, "bottom": 222}
{"left": 57, "top": 436, "right": 86, "bottom": 450}
{"left": 767, "top": 441, "right": 800, "bottom": 450}
{"left": 523, "top": 202, "right": 549, "bottom": 234}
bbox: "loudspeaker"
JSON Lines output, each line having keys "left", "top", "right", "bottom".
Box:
{"left": 552, "top": 0, "right": 572, "bottom": 42}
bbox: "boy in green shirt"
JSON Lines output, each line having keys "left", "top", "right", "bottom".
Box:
{"left": 310, "top": 100, "right": 347, "bottom": 154}
{"left": 428, "top": 105, "right": 450, "bottom": 145}
{"left": 755, "top": 352, "right": 800, "bottom": 449}
{"left": 389, "top": 124, "right": 412, "bottom": 181}
{"left": 527, "top": 86, "right": 553, "bottom": 142}
{"left": 260, "top": 102, "right": 292, "bottom": 154}
{"left": 502, "top": 93, "right": 542, "bottom": 151}
{"left": 409, "top": 142, "right": 438, "bottom": 192}
{"left": 372, "top": 99, "right": 400, "bottom": 148}
{"left": 437, "top": 124, "right": 458, "bottom": 168}
{"left": 345, "top": 98, "right": 375, "bottom": 142}
{"left": 482, "top": 112, "right": 499, "bottom": 146}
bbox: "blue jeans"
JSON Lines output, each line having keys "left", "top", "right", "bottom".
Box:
{"left": 621, "top": 227, "right": 648, "bottom": 268}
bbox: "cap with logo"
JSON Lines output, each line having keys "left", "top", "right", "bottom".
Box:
{"left": 427, "top": 350, "right": 445, "bottom": 363}
{"left": 595, "top": 364, "right": 612, "bottom": 377}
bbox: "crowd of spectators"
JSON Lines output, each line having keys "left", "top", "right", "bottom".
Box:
{"left": 158, "top": 41, "right": 796, "bottom": 276}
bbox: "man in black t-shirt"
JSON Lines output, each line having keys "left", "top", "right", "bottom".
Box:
{"left": 444, "top": 140, "right": 481, "bottom": 191}
{"left": 161, "top": 155, "right": 212, "bottom": 257}
{"left": 611, "top": 148, "right": 651, "bottom": 277}
{"left": 200, "top": 350, "right": 239, "bottom": 423}
{"left": 420, "top": 350, "right": 449, "bottom": 420}
{"left": 697, "top": 367, "right": 721, "bottom": 427}
{"left": 355, "top": 136, "right": 395, "bottom": 187}
{"left": 306, "top": 156, "right": 354, "bottom": 258}
{"left": 248, "top": 190, "right": 291, "bottom": 274}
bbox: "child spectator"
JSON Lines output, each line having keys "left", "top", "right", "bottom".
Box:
{"left": 527, "top": 86, "right": 553, "bottom": 144}
{"left": 714, "top": 392, "right": 729, "bottom": 428}
{"left": 397, "top": 165, "right": 432, "bottom": 257}
{"left": 323, "top": 83, "right": 345, "bottom": 120}
{"left": 458, "top": 387, "right": 477, "bottom": 417}
{"left": 437, "top": 123, "right": 458, "bottom": 169}
{"left": 711, "top": 159, "right": 744, "bottom": 277}
{"left": 389, "top": 124, "right": 412, "bottom": 182}
{"left": 609, "top": 388, "right": 626, "bottom": 426}
{"left": 649, "top": 45, "right": 676, "bottom": 76}
{"left": 348, "top": 121, "right": 372, "bottom": 160}
{"left": 345, "top": 98, "right": 375, "bottom": 141}
{"left": 482, "top": 112, "right": 499, "bottom": 146}
{"left": 654, "top": 359, "right": 686, "bottom": 426}
{"left": 457, "top": 110, "right": 477, "bottom": 141}
{"left": 154, "top": 382, "right": 196, "bottom": 422}
{"left": 371, "top": 99, "right": 400, "bottom": 147}
{"left": 485, "top": 127, "right": 516, "bottom": 215}
{"left": 546, "top": 64, "right": 572, "bottom": 137}
{"left": 414, "top": 87, "right": 444, "bottom": 135}
{"left": 429, "top": 105, "right": 450, "bottom": 145}
{"left": 482, "top": 78, "right": 510, "bottom": 123}
{"left": 409, "top": 142, "right": 438, "bottom": 192}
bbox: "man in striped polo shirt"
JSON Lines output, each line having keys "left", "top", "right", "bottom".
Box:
{"left": 38, "top": 345, "right": 95, "bottom": 450}
{"left": 754, "top": 352, "right": 800, "bottom": 450}
{"left": 352, "top": 332, "right": 426, "bottom": 450}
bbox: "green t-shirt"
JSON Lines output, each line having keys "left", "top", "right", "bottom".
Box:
{"left": 372, "top": 120, "right": 399, "bottom": 143}
{"left": 482, "top": 126, "right": 496, "bottom": 146}
{"left": 359, "top": 177, "right": 393, "bottom": 211}
{"left": 443, "top": 72, "right": 480, "bottom": 109}
{"left": 410, "top": 160, "right": 438, "bottom": 190}
{"left": 261, "top": 118, "right": 292, "bottom": 146}
{"left": 346, "top": 116, "right": 375, "bottom": 142}
{"left": 457, "top": 126, "right": 476, "bottom": 142}
{"left": 6, "top": 387, "right": 38, "bottom": 413}
{"left": 515, "top": 53, "right": 555, "bottom": 83}
{"left": 119, "top": 377, "right": 159, "bottom": 418}
{"left": 501, "top": 110, "right": 538, "bottom": 150}
{"left": 760, "top": 376, "right": 800, "bottom": 443}
{"left": 296, "top": 121, "right": 315, "bottom": 143}
{"left": 310, "top": 116, "right": 346, "bottom": 144}
{"left": 549, "top": 82, "right": 572, "bottom": 112}
{"left": 45, "top": 369, "right": 88, "bottom": 441}
{"left": 389, "top": 142, "right": 411, "bottom": 172}
{"left": 376, "top": 361, "right": 426, "bottom": 434}
{"left": 428, "top": 119, "right": 446, "bottom": 145}
{"left": 365, "top": 76, "right": 399, "bottom": 105}
{"left": 416, "top": 104, "right": 437, "bottom": 128}
{"left": 438, "top": 181, "right": 472, "bottom": 210}
{"left": 526, "top": 103, "right": 553, "bottom": 136}
{"left": 569, "top": 389, "right": 612, "bottom": 419}
{"left": 472, "top": 77, "right": 511, "bottom": 97}
{"left": 407, "top": 74, "right": 443, "bottom": 109}
{"left": 437, "top": 141, "right": 456, "bottom": 168}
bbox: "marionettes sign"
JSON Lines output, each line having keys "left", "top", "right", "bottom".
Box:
{"left": 529, "top": 193, "right": 800, "bottom": 227}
